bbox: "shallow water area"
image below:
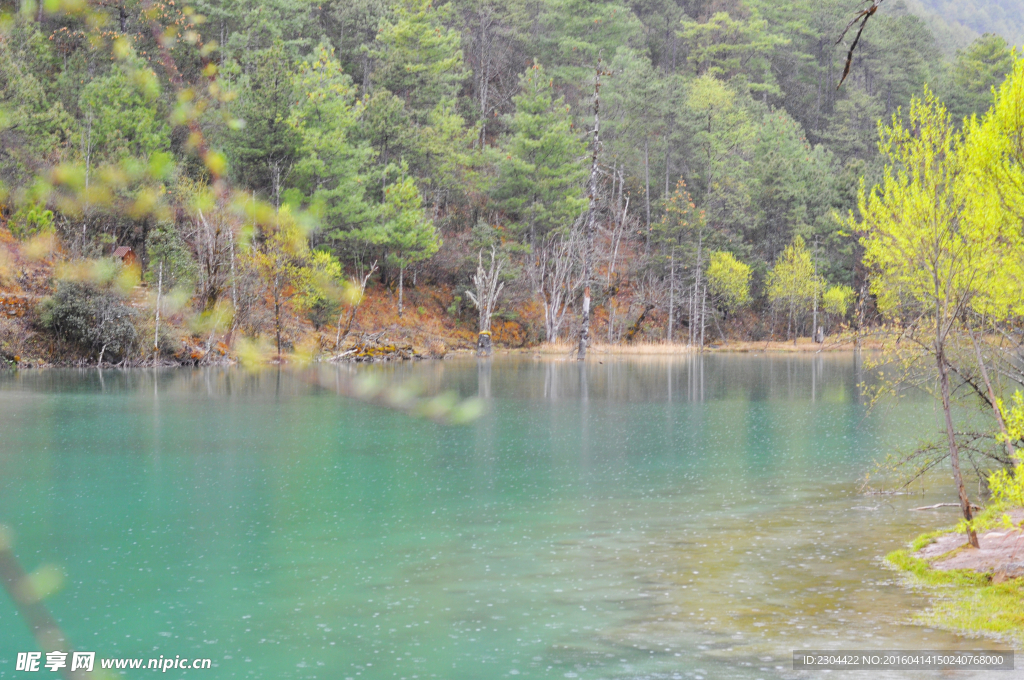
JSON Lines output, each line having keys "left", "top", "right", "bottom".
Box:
{"left": 0, "top": 355, "right": 1015, "bottom": 679}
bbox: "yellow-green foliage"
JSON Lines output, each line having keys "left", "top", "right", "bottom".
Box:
{"left": 978, "top": 391, "right": 1024, "bottom": 529}
{"left": 854, "top": 72, "right": 1024, "bottom": 323}
{"left": 8, "top": 201, "right": 53, "bottom": 239}
{"left": 887, "top": 546, "right": 1024, "bottom": 646}
{"left": 822, "top": 284, "right": 854, "bottom": 318}
{"left": 999, "top": 390, "right": 1024, "bottom": 443}
{"left": 294, "top": 248, "right": 347, "bottom": 315}
{"left": 706, "top": 250, "right": 750, "bottom": 310}
{"left": 766, "top": 235, "right": 819, "bottom": 310}
{"left": 960, "top": 55, "right": 1024, "bottom": 320}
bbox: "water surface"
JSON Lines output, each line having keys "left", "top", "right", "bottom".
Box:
{"left": 0, "top": 355, "right": 1011, "bottom": 679}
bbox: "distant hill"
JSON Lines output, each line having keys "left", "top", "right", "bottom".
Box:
{"left": 908, "top": 0, "right": 1024, "bottom": 47}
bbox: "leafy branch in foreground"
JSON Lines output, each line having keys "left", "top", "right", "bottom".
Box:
{"left": 851, "top": 62, "right": 1024, "bottom": 546}
{"left": 835, "top": 1, "right": 885, "bottom": 89}
{"left": 0, "top": 524, "right": 116, "bottom": 680}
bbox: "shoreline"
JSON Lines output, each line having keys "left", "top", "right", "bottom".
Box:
{"left": 2, "top": 339, "right": 879, "bottom": 370}
{"left": 887, "top": 516, "right": 1024, "bottom": 648}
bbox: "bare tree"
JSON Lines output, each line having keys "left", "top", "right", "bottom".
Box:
{"left": 578, "top": 62, "right": 609, "bottom": 361}
{"left": 466, "top": 247, "right": 505, "bottom": 356}
{"left": 601, "top": 167, "right": 635, "bottom": 343}
{"left": 534, "top": 226, "right": 584, "bottom": 343}
{"left": 336, "top": 260, "right": 378, "bottom": 348}
{"left": 623, "top": 270, "right": 665, "bottom": 343}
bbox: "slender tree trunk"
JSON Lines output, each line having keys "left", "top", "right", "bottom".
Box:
{"left": 229, "top": 224, "right": 237, "bottom": 312}
{"left": 338, "top": 261, "right": 378, "bottom": 347}
{"left": 272, "top": 162, "right": 282, "bottom": 210}
{"left": 694, "top": 231, "right": 703, "bottom": 346}
{"left": 970, "top": 329, "right": 1015, "bottom": 461}
{"left": 788, "top": 297, "right": 794, "bottom": 343}
{"left": 274, "top": 274, "right": 282, "bottom": 357}
{"left": 479, "top": 17, "right": 491, "bottom": 148}
{"left": 578, "top": 63, "right": 603, "bottom": 361}
{"left": 398, "top": 265, "right": 404, "bottom": 317}
{"left": 937, "top": 350, "right": 979, "bottom": 547}
{"left": 667, "top": 253, "right": 675, "bottom": 342}
{"left": 644, "top": 139, "right": 651, "bottom": 251}
{"left": 700, "top": 283, "right": 707, "bottom": 351}
{"left": 664, "top": 149, "right": 671, "bottom": 198}
{"left": 689, "top": 284, "right": 695, "bottom": 346}
{"left": 812, "top": 266, "right": 819, "bottom": 343}
{"left": 154, "top": 262, "right": 162, "bottom": 355}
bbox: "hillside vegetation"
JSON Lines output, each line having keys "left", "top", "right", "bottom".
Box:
{"left": 913, "top": 0, "right": 1024, "bottom": 46}
{"left": 0, "top": 0, "right": 1020, "bottom": 365}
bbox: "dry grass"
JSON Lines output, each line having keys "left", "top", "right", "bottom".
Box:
{"left": 530, "top": 335, "right": 882, "bottom": 356}
{"left": 715, "top": 338, "right": 860, "bottom": 353}
{"left": 533, "top": 340, "right": 696, "bottom": 355}
{"left": 721, "top": 335, "right": 887, "bottom": 352}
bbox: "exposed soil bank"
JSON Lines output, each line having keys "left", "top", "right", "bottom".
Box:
{"left": 887, "top": 512, "right": 1024, "bottom": 647}
{"left": 917, "top": 514, "right": 1024, "bottom": 583}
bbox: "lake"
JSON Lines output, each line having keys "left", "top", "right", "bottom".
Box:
{"left": 0, "top": 355, "right": 1011, "bottom": 679}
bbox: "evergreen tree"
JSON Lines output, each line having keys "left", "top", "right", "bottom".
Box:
{"left": 79, "top": 55, "right": 170, "bottom": 163}
{"left": 678, "top": 9, "right": 788, "bottom": 97}
{"left": 946, "top": 33, "right": 1015, "bottom": 122}
{"left": 684, "top": 75, "right": 755, "bottom": 245}
{"left": 227, "top": 40, "right": 301, "bottom": 207}
{"left": 322, "top": 0, "right": 391, "bottom": 87}
{"left": 289, "top": 42, "right": 374, "bottom": 238}
{"left": 0, "top": 26, "right": 75, "bottom": 185}
{"left": 747, "top": 109, "right": 837, "bottom": 265}
{"left": 536, "top": 0, "right": 643, "bottom": 88}
{"left": 494, "top": 62, "right": 587, "bottom": 250}
{"left": 378, "top": 173, "right": 441, "bottom": 316}
{"left": 370, "top": 0, "right": 469, "bottom": 122}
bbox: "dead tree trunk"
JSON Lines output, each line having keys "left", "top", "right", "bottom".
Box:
{"left": 398, "top": 265, "right": 405, "bottom": 317}
{"left": 625, "top": 304, "right": 655, "bottom": 344}
{"left": 578, "top": 63, "right": 604, "bottom": 361}
{"left": 667, "top": 253, "right": 675, "bottom": 342}
{"left": 337, "top": 261, "right": 378, "bottom": 348}
{"left": 467, "top": 247, "right": 505, "bottom": 357}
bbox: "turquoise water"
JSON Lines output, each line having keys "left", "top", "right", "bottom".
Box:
{"left": 0, "top": 356, "right": 1011, "bottom": 679}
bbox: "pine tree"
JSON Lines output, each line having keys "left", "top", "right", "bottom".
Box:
{"left": 227, "top": 40, "right": 301, "bottom": 207}
{"left": 0, "top": 26, "right": 75, "bottom": 184}
{"left": 370, "top": 0, "right": 469, "bottom": 122}
{"left": 494, "top": 62, "right": 587, "bottom": 250}
{"left": 78, "top": 55, "right": 170, "bottom": 163}
{"left": 289, "top": 42, "right": 374, "bottom": 237}
{"left": 378, "top": 174, "right": 440, "bottom": 317}
{"left": 947, "top": 33, "right": 1015, "bottom": 121}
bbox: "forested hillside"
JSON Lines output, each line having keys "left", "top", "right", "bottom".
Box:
{"left": 0, "top": 0, "right": 1020, "bottom": 363}
{"left": 913, "top": 0, "right": 1024, "bottom": 45}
